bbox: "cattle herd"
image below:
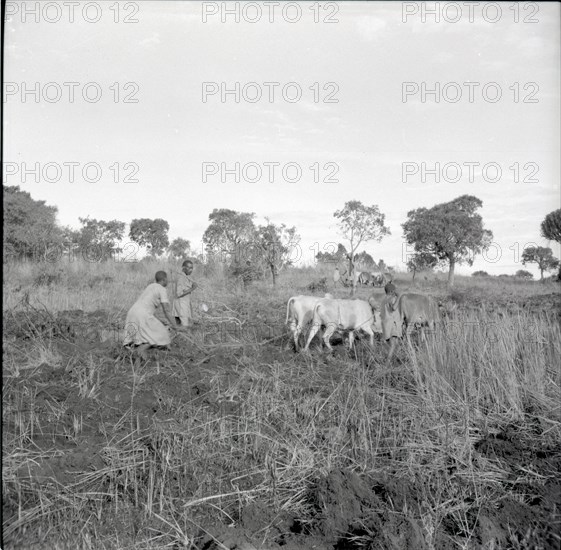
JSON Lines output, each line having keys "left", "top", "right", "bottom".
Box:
{"left": 285, "top": 289, "right": 441, "bottom": 359}
{"left": 334, "top": 267, "right": 393, "bottom": 288}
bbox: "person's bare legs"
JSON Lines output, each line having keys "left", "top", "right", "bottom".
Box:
{"left": 386, "top": 337, "right": 397, "bottom": 365}
{"left": 136, "top": 343, "right": 150, "bottom": 360}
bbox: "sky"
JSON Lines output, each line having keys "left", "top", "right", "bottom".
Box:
{"left": 3, "top": 1, "right": 560, "bottom": 276}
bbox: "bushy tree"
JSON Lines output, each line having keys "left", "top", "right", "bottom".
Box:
{"left": 168, "top": 238, "right": 191, "bottom": 259}
{"left": 541, "top": 209, "right": 561, "bottom": 243}
{"left": 316, "top": 243, "right": 348, "bottom": 264}
{"left": 521, "top": 246, "right": 559, "bottom": 281}
{"left": 255, "top": 220, "right": 299, "bottom": 286}
{"left": 354, "top": 251, "right": 375, "bottom": 269}
{"left": 515, "top": 269, "right": 533, "bottom": 280}
{"left": 541, "top": 209, "right": 561, "bottom": 280}
{"left": 407, "top": 252, "right": 438, "bottom": 280}
{"left": 334, "top": 201, "right": 390, "bottom": 293}
{"left": 472, "top": 270, "right": 489, "bottom": 277}
{"left": 3, "top": 185, "right": 64, "bottom": 261}
{"left": 78, "top": 217, "right": 125, "bottom": 260}
{"left": 402, "top": 195, "right": 493, "bottom": 287}
{"left": 129, "top": 218, "right": 170, "bottom": 256}
{"left": 202, "top": 209, "right": 256, "bottom": 262}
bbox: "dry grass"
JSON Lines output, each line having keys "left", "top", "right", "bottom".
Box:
{"left": 2, "top": 259, "right": 560, "bottom": 549}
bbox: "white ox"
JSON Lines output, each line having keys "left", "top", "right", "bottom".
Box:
{"left": 286, "top": 294, "right": 332, "bottom": 350}
{"left": 303, "top": 297, "right": 382, "bottom": 351}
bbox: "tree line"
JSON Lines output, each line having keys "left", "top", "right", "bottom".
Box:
{"left": 4, "top": 185, "right": 560, "bottom": 286}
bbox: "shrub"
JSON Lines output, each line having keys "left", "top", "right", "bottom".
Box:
{"left": 472, "top": 270, "right": 489, "bottom": 277}
{"left": 515, "top": 269, "right": 533, "bottom": 280}
{"left": 307, "top": 277, "right": 328, "bottom": 293}
{"left": 33, "top": 268, "right": 64, "bottom": 287}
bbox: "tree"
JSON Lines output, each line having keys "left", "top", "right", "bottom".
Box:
{"left": 541, "top": 209, "right": 561, "bottom": 243}
{"left": 78, "top": 217, "right": 125, "bottom": 260}
{"left": 354, "top": 251, "right": 375, "bottom": 269}
{"left": 334, "top": 201, "right": 391, "bottom": 293}
{"left": 202, "top": 209, "right": 256, "bottom": 262}
{"left": 406, "top": 252, "right": 438, "bottom": 280}
{"left": 255, "top": 220, "right": 299, "bottom": 286}
{"left": 3, "top": 185, "right": 63, "bottom": 260}
{"left": 129, "top": 218, "right": 170, "bottom": 256}
{"left": 521, "top": 246, "right": 559, "bottom": 281}
{"left": 168, "top": 238, "right": 191, "bottom": 259}
{"left": 60, "top": 226, "right": 81, "bottom": 259}
{"left": 316, "top": 243, "right": 348, "bottom": 264}
{"left": 472, "top": 270, "right": 489, "bottom": 277}
{"left": 515, "top": 269, "right": 533, "bottom": 280}
{"left": 402, "top": 195, "right": 493, "bottom": 287}
{"left": 541, "top": 209, "right": 561, "bottom": 281}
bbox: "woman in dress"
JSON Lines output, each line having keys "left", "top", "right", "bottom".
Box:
{"left": 123, "top": 270, "right": 177, "bottom": 358}
{"left": 173, "top": 260, "right": 198, "bottom": 327}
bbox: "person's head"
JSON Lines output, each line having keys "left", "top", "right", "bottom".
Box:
{"left": 155, "top": 271, "right": 168, "bottom": 286}
{"left": 384, "top": 282, "right": 396, "bottom": 295}
{"left": 181, "top": 260, "right": 193, "bottom": 275}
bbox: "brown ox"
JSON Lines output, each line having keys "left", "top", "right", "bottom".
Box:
{"left": 380, "top": 292, "right": 441, "bottom": 362}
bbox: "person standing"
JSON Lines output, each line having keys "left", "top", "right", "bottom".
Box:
{"left": 333, "top": 266, "right": 341, "bottom": 287}
{"left": 123, "top": 271, "right": 177, "bottom": 358}
{"left": 382, "top": 282, "right": 402, "bottom": 362}
{"left": 173, "top": 260, "right": 197, "bottom": 327}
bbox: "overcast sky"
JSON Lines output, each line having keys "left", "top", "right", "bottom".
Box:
{"left": 4, "top": 1, "right": 560, "bottom": 275}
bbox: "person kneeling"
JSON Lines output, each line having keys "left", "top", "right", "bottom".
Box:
{"left": 123, "top": 271, "right": 177, "bottom": 359}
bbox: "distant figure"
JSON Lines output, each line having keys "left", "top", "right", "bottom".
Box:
{"left": 333, "top": 266, "right": 341, "bottom": 287}
{"left": 382, "top": 282, "right": 402, "bottom": 362}
{"left": 123, "top": 271, "right": 177, "bottom": 359}
{"left": 173, "top": 260, "right": 197, "bottom": 327}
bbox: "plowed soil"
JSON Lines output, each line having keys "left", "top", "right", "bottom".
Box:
{"left": 3, "top": 306, "right": 560, "bottom": 549}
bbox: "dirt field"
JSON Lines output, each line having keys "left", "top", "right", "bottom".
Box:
{"left": 3, "top": 264, "right": 561, "bottom": 549}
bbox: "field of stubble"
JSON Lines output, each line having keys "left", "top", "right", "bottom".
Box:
{"left": 2, "top": 260, "right": 561, "bottom": 550}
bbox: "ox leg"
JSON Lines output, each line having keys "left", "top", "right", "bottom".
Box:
{"left": 348, "top": 330, "right": 355, "bottom": 350}
{"left": 304, "top": 322, "right": 321, "bottom": 351}
{"left": 405, "top": 322, "right": 415, "bottom": 343}
{"left": 294, "top": 323, "right": 302, "bottom": 350}
{"left": 422, "top": 321, "right": 436, "bottom": 345}
{"left": 363, "top": 326, "right": 374, "bottom": 348}
{"left": 322, "top": 323, "right": 336, "bottom": 351}
{"left": 288, "top": 320, "right": 298, "bottom": 351}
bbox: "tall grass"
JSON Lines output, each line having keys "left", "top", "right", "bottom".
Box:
{"left": 2, "top": 259, "right": 561, "bottom": 548}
